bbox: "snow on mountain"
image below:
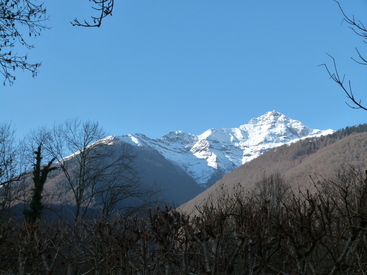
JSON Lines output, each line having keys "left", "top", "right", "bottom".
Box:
{"left": 116, "top": 111, "right": 334, "bottom": 187}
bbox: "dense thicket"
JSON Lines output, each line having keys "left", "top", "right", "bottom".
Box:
{"left": 2, "top": 168, "right": 367, "bottom": 274}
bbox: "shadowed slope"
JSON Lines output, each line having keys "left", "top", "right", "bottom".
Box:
{"left": 19, "top": 140, "right": 204, "bottom": 220}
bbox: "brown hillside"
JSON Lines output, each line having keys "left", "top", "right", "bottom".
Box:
{"left": 180, "top": 131, "right": 367, "bottom": 214}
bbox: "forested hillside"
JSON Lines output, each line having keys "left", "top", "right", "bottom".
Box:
{"left": 181, "top": 124, "right": 367, "bottom": 213}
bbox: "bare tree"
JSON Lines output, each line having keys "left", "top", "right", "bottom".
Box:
{"left": 254, "top": 173, "right": 291, "bottom": 214}
{"left": 0, "top": 123, "right": 23, "bottom": 219}
{"left": 0, "top": 0, "right": 48, "bottom": 86}
{"left": 95, "top": 142, "right": 137, "bottom": 217}
{"left": 321, "top": 1, "right": 367, "bottom": 110}
{"left": 84, "top": 138, "right": 157, "bottom": 218}
{"left": 43, "top": 119, "right": 149, "bottom": 220}
{"left": 45, "top": 119, "right": 107, "bottom": 220}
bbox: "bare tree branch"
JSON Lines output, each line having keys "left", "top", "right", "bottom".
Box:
{"left": 321, "top": 54, "right": 367, "bottom": 111}
{"left": 322, "top": 1, "right": 367, "bottom": 111}
{"left": 334, "top": 0, "right": 367, "bottom": 40}
{"left": 71, "top": 0, "right": 114, "bottom": 28}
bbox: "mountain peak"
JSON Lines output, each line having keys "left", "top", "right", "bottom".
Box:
{"left": 116, "top": 111, "right": 334, "bottom": 187}
{"left": 247, "top": 110, "right": 286, "bottom": 125}
{"left": 264, "top": 110, "right": 283, "bottom": 117}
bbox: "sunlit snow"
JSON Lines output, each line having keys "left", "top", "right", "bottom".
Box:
{"left": 115, "top": 111, "right": 334, "bottom": 187}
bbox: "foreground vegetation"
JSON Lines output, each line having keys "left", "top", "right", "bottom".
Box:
{"left": 1, "top": 167, "right": 367, "bottom": 274}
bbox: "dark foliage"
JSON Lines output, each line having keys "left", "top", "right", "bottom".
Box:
{"left": 332, "top": 123, "right": 367, "bottom": 138}
{"left": 24, "top": 144, "right": 56, "bottom": 222}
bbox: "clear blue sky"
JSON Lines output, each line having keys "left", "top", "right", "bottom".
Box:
{"left": 1, "top": 0, "right": 367, "bottom": 139}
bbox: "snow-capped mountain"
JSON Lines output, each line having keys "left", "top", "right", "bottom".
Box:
{"left": 117, "top": 111, "right": 334, "bottom": 187}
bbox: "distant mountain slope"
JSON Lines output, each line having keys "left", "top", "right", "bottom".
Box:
{"left": 117, "top": 111, "right": 333, "bottom": 187}
{"left": 41, "top": 139, "right": 204, "bottom": 212}
{"left": 180, "top": 128, "right": 367, "bottom": 214}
